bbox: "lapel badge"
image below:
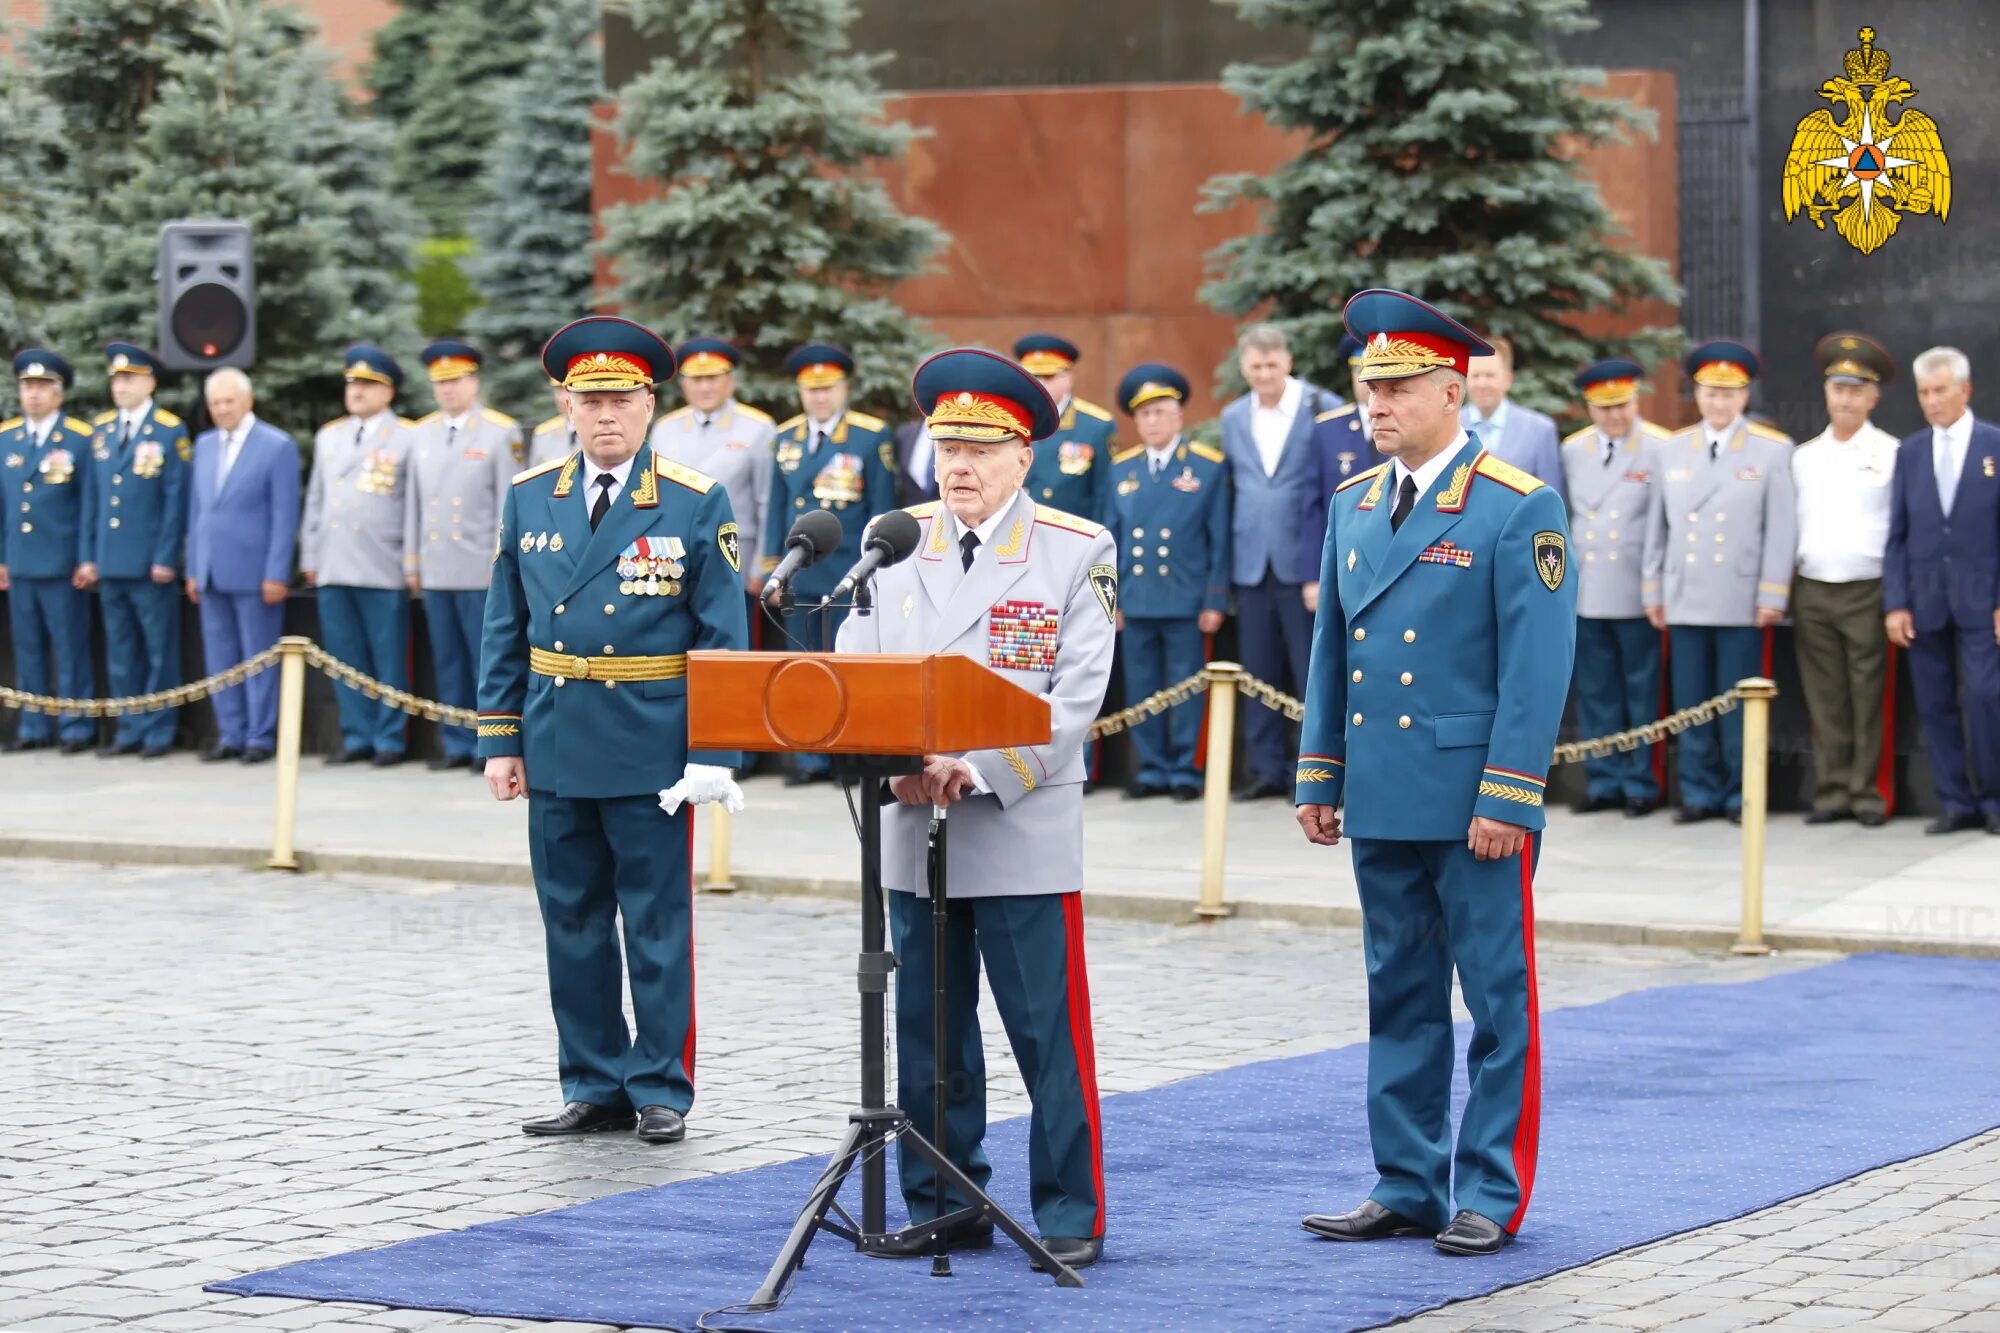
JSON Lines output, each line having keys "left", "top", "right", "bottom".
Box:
{"left": 1985, "top": 456, "right": 1996, "bottom": 479}
{"left": 902, "top": 594, "right": 915, "bottom": 620}
{"left": 1170, "top": 466, "right": 1201, "bottom": 493}
{"left": 550, "top": 532, "right": 564, "bottom": 553}
{"left": 535, "top": 531, "right": 549, "bottom": 551}
{"left": 520, "top": 531, "right": 533, "bottom": 554}
{"left": 1346, "top": 549, "right": 1357, "bottom": 572}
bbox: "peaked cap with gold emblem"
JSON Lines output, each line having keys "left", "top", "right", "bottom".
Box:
{"left": 541, "top": 316, "right": 674, "bottom": 392}
{"left": 913, "top": 347, "right": 1060, "bottom": 444}
{"left": 1342, "top": 289, "right": 1494, "bottom": 383}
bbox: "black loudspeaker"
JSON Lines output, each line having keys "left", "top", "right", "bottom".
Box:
{"left": 157, "top": 220, "right": 256, "bottom": 371}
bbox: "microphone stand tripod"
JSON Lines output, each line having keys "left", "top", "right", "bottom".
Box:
{"left": 742, "top": 584, "right": 1083, "bottom": 1313}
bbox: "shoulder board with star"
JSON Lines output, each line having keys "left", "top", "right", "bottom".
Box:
{"left": 1316, "top": 404, "right": 1358, "bottom": 425}
{"left": 655, "top": 456, "right": 718, "bottom": 494}
{"left": 733, "top": 403, "right": 775, "bottom": 424}
{"left": 62, "top": 416, "right": 93, "bottom": 436}
{"left": 844, "top": 409, "right": 887, "bottom": 433}
{"left": 154, "top": 408, "right": 183, "bottom": 428}
{"left": 512, "top": 456, "right": 567, "bottom": 486}
{"left": 1188, "top": 441, "right": 1225, "bottom": 465}
{"left": 411, "top": 411, "right": 441, "bottom": 427}
{"left": 776, "top": 414, "right": 807, "bottom": 435}
{"left": 1668, "top": 424, "right": 1702, "bottom": 442}
{"left": 534, "top": 414, "right": 566, "bottom": 436}
{"left": 1640, "top": 420, "right": 1675, "bottom": 439}
{"left": 94, "top": 409, "right": 119, "bottom": 426}
{"left": 1562, "top": 425, "right": 1595, "bottom": 446}
{"left": 1070, "top": 397, "right": 1113, "bottom": 422}
{"left": 1746, "top": 421, "right": 1794, "bottom": 445}
{"left": 480, "top": 407, "right": 517, "bottom": 429}
{"left": 1035, "top": 505, "right": 1104, "bottom": 537}
{"left": 0, "top": 417, "right": 21, "bottom": 433}
{"left": 1336, "top": 462, "right": 1387, "bottom": 493}
{"left": 320, "top": 416, "right": 350, "bottom": 435}
{"left": 1111, "top": 444, "right": 1144, "bottom": 465}
{"left": 659, "top": 405, "right": 692, "bottom": 423}
{"left": 904, "top": 500, "right": 940, "bottom": 520}
{"left": 1474, "top": 452, "right": 1543, "bottom": 495}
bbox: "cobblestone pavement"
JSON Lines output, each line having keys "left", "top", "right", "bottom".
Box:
{"left": 0, "top": 860, "right": 1994, "bottom": 1332}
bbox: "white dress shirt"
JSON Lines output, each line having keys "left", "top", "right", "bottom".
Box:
{"left": 1250, "top": 376, "right": 1304, "bottom": 476}
{"left": 1933, "top": 409, "right": 1974, "bottom": 516}
{"left": 1145, "top": 435, "right": 1180, "bottom": 476}
{"left": 1467, "top": 398, "right": 1511, "bottom": 440}
{"left": 1703, "top": 416, "right": 1744, "bottom": 460}
{"left": 807, "top": 415, "right": 841, "bottom": 455}
{"left": 117, "top": 398, "right": 155, "bottom": 444}
{"left": 1792, "top": 421, "right": 1899, "bottom": 582}
{"left": 25, "top": 412, "right": 58, "bottom": 449}
{"left": 1391, "top": 430, "right": 1471, "bottom": 505}
{"left": 580, "top": 453, "right": 636, "bottom": 513}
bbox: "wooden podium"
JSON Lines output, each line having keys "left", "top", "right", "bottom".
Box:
{"left": 687, "top": 650, "right": 1081, "bottom": 1305}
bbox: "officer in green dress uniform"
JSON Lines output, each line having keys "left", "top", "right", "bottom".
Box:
{"left": 0, "top": 349, "right": 98, "bottom": 753}
{"left": 479, "top": 315, "right": 749, "bottom": 1144}
{"left": 86, "top": 343, "right": 191, "bottom": 757}
{"left": 1013, "top": 334, "right": 1117, "bottom": 522}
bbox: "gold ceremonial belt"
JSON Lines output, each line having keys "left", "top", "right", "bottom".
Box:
{"left": 528, "top": 647, "right": 688, "bottom": 683}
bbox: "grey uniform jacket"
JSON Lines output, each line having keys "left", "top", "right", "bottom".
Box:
{"left": 1642, "top": 419, "right": 1798, "bottom": 626}
{"left": 836, "top": 489, "right": 1117, "bottom": 899}
{"left": 649, "top": 401, "right": 775, "bottom": 573}
{"left": 403, "top": 407, "right": 523, "bottom": 591}
{"left": 528, "top": 415, "right": 574, "bottom": 468}
{"left": 303, "top": 413, "right": 417, "bottom": 589}
{"left": 1561, "top": 418, "right": 1673, "bottom": 619}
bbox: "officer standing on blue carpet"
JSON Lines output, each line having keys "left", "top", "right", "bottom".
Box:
{"left": 1013, "top": 333, "right": 1117, "bottom": 521}
{"left": 1562, "top": 359, "right": 1671, "bottom": 816}
{"left": 303, "top": 345, "right": 418, "bottom": 766}
{"left": 1102, "top": 363, "right": 1229, "bottom": 801}
{"left": 1296, "top": 290, "right": 1575, "bottom": 1257}
{"left": 1642, "top": 341, "right": 1795, "bottom": 824}
{"left": 0, "top": 349, "right": 98, "bottom": 754}
{"left": 837, "top": 347, "right": 1115, "bottom": 1271}
{"left": 1298, "top": 333, "right": 1381, "bottom": 616}
{"left": 761, "top": 342, "right": 897, "bottom": 784}
{"left": 404, "top": 339, "right": 523, "bottom": 771}
{"left": 86, "top": 343, "right": 191, "bottom": 758}
{"left": 479, "top": 315, "right": 749, "bottom": 1144}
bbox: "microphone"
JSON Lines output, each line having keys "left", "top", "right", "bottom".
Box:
{"left": 822, "top": 510, "right": 923, "bottom": 606}
{"left": 761, "top": 509, "right": 844, "bottom": 604}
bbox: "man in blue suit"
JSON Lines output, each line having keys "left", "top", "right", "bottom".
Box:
{"left": 86, "top": 343, "right": 190, "bottom": 758}
{"left": 1464, "top": 336, "right": 1564, "bottom": 500}
{"left": 1298, "top": 334, "right": 1381, "bottom": 617}
{"left": 186, "top": 368, "right": 301, "bottom": 764}
{"left": 480, "top": 316, "right": 749, "bottom": 1144}
{"left": 1222, "top": 324, "right": 1340, "bottom": 798}
{"left": 1, "top": 349, "right": 97, "bottom": 753}
{"left": 1013, "top": 333, "right": 1117, "bottom": 521}
{"left": 1296, "top": 291, "right": 1575, "bottom": 1258}
{"left": 1103, "top": 363, "right": 1230, "bottom": 800}
{"left": 1884, "top": 345, "right": 2000, "bottom": 835}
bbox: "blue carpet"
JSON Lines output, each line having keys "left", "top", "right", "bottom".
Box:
{"left": 212, "top": 954, "right": 2000, "bottom": 1331}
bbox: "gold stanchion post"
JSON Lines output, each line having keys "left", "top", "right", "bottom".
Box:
{"left": 704, "top": 804, "right": 737, "bottom": 892}
{"left": 1195, "top": 662, "right": 1242, "bottom": 920}
{"left": 267, "top": 636, "right": 311, "bottom": 871}
{"left": 1732, "top": 677, "right": 1778, "bottom": 955}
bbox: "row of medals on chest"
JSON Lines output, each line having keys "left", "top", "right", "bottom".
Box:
{"left": 518, "top": 528, "right": 686, "bottom": 597}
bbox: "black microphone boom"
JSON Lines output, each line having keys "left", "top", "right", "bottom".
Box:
{"left": 761, "top": 509, "right": 845, "bottom": 603}
{"left": 823, "top": 510, "right": 923, "bottom": 606}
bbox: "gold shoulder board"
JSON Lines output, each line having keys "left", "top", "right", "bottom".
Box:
{"left": 845, "top": 409, "right": 887, "bottom": 432}
{"left": 656, "top": 456, "right": 719, "bottom": 493}
{"left": 154, "top": 408, "right": 183, "bottom": 427}
{"left": 734, "top": 403, "right": 775, "bottom": 424}
{"left": 481, "top": 408, "right": 518, "bottom": 428}
{"left": 1070, "top": 398, "right": 1114, "bottom": 422}
{"left": 1336, "top": 463, "right": 1388, "bottom": 493}
{"left": 1562, "top": 425, "right": 1595, "bottom": 446}
{"left": 93, "top": 409, "right": 119, "bottom": 426}
{"left": 1035, "top": 504, "right": 1104, "bottom": 537}
{"left": 1188, "top": 442, "right": 1226, "bottom": 464}
{"left": 1474, "top": 452, "right": 1543, "bottom": 494}
{"left": 1316, "top": 404, "right": 1358, "bottom": 423}
{"left": 512, "top": 456, "right": 566, "bottom": 486}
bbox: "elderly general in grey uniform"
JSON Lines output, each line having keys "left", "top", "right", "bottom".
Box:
{"left": 404, "top": 339, "right": 524, "bottom": 770}
{"left": 835, "top": 348, "right": 1116, "bottom": 1271}
{"left": 1643, "top": 340, "right": 1796, "bottom": 822}
{"left": 303, "top": 344, "right": 419, "bottom": 765}
{"left": 649, "top": 337, "right": 774, "bottom": 597}
{"left": 1562, "top": 359, "right": 1672, "bottom": 816}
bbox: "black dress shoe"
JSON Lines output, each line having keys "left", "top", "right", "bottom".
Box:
{"left": 1, "top": 737, "right": 51, "bottom": 753}
{"left": 1028, "top": 1236, "right": 1102, "bottom": 1271}
{"left": 1233, "top": 779, "right": 1287, "bottom": 802}
{"left": 427, "top": 753, "right": 467, "bottom": 771}
{"left": 521, "top": 1101, "right": 636, "bottom": 1136}
{"left": 1927, "top": 811, "right": 1982, "bottom": 835}
{"left": 59, "top": 737, "right": 95, "bottom": 755}
{"left": 240, "top": 747, "right": 273, "bottom": 765}
{"left": 1804, "top": 808, "right": 1854, "bottom": 825}
{"left": 1433, "top": 1209, "right": 1511, "bottom": 1256}
{"left": 139, "top": 745, "right": 173, "bottom": 760}
{"left": 324, "top": 747, "right": 373, "bottom": 766}
{"left": 1570, "top": 794, "right": 1623, "bottom": 814}
{"left": 1673, "top": 805, "right": 1720, "bottom": 825}
{"left": 635, "top": 1105, "right": 686, "bottom": 1144}
{"left": 201, "top": 743, "right": 243, "bottom": 762}
{"left": 1856, "top": 810, "right": 1887, "bottom": 828}
{"left": 97, "top": 740, "right": 142, "bottom": 758}
{"left": 867, "top": 1219, "right": 995, "bottom": 1259}
{"left": 1624, "top": 797, "right": 1658, "bottom": 818}
{"left": 1301, "top": 1199, "right": 1432, "bottom": 1241}
{"left": 1170, "top": 784, "right": 1202, "bottom": 803}
{"left": 371, "top": 750, "right": 406, "bottom": 768}
{"left": 1728, "top": 808, "right": 1743, "bottom": 825}
{"left": 1122, "top": 781, "right": 1167, "bottom": 800}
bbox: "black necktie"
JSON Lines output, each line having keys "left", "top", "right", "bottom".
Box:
{"left": 445, "top": 422, "right": 457, "bottom": 450}
{"left": 1389, "top": 473, "right": 1417, "bottom": 532}
{"left": 960, "top": 530, "right": 980, "bottom": 572}
{"left": 810, "top": 429, "right": 824, "bottom": 457}
{"left": 1708, "top": 436, "right": 1719, "bottom": 463}
{"left": 1602, "top": 439, "right": 1616, "bottom": 467}
{"left": 589, "top": 472, "right": 615, "bottom": 530}
{"left": 119, "top": 419, "right": 133, "bottom": 451}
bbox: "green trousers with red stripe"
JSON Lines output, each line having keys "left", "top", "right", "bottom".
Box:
{"left": 888, "top": 889, "right": 1105, "bottom": 1241}
{"left": 528, "top": 794, "right": 696, "bottom": 1114}
{"left": 1351, "top": 835, "right": 1542, "bottom": 1235}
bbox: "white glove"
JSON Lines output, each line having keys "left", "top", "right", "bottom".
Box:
{"left": 658, "top": 763, "right": 746, "bottom": 815}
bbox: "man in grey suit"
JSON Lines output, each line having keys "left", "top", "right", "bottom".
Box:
{"left": 836, "top": 348, "right": 1115, "bottom": 1272}
{"left": 1465, "top": 336, "right": 1564, "bottom": 500}
{"left": 1562, "top": 359, "right": 1673, "bottom": 816}
{"left": 1221, "top": 323, "right": 1337, "bottom": 798}
{"left": 1643, "top": 340, "right": 1796, "bottom": 823}
{"left": 404, "top": 339, "right": 523, "bottom": 771}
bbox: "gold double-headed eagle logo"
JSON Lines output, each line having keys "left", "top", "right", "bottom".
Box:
{"left": 1781, "top": 26, "right": 1950, "bottom": 256}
